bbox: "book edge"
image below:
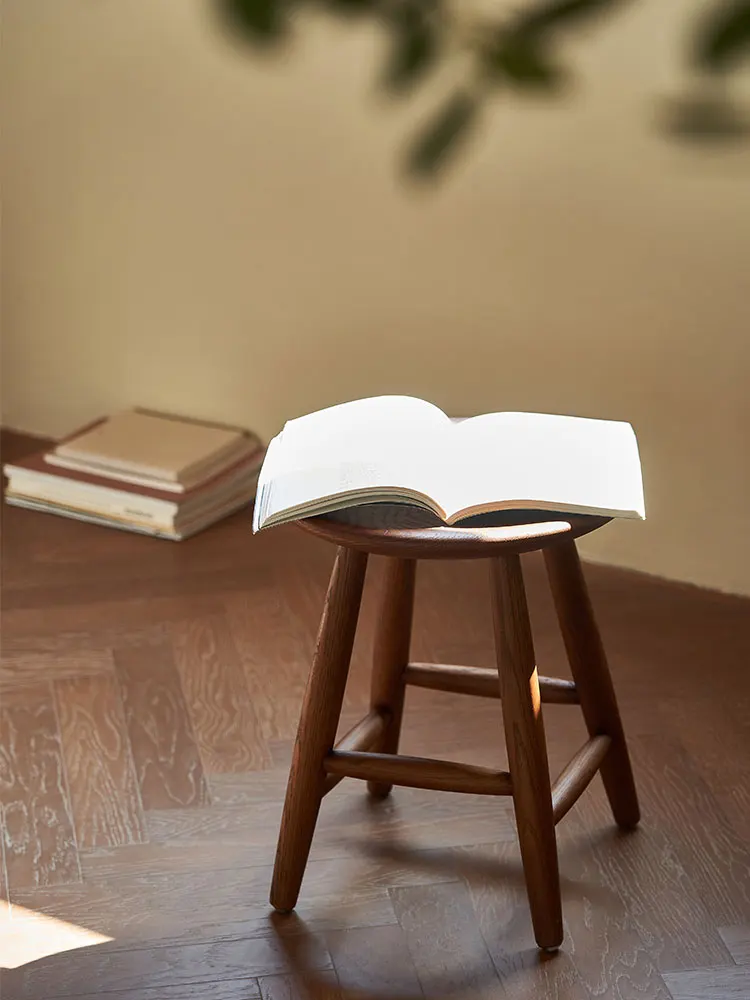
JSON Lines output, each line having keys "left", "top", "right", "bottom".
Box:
{"left": 6, "top": 447, "right": 264, "bottom": 504}
{"left": 51, "top": 410, "right": 261, "bottom": 483}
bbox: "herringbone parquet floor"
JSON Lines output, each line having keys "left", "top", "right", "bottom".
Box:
{"left": 1, "top": 431, "right": 749, "bottom": 999}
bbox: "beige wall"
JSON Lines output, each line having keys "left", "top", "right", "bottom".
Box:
{"left": 2, "top": 0, "right": 749, "bottom": 594}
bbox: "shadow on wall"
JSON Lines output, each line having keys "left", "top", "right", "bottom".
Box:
{"left": 215, "top": 0, "right": 750, "bottom": 178}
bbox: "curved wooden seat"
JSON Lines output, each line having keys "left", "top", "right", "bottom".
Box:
{"left": 298, "top": 511, "right": 610, "bottom": 559}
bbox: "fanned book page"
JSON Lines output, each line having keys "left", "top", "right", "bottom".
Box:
{"left": 252, "top": 396, "right": 645, "bottom": 532}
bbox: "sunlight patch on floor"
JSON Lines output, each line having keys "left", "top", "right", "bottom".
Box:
{"left": 0, "top": 899, "right": 113, "bottom": 969}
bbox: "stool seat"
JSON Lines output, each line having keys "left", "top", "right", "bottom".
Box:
{"left": 300, "top": 506, "right": 610, "bottom": 559}
{"left": 270, "top": 505, "right": 640, "bottom": 953}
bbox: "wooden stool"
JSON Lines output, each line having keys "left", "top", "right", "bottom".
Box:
{"left": 269, "top": 512, "right": 640, "bottom": 951}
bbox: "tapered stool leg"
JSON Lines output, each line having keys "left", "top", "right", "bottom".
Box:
{"left": 491, "top": 554, "right": 563, "bottom": 951}
{"left": 544, "top": 540, "right": 640, "bottom": 829}
{"left": 367, "top": 558, "right": 416, "bottom": 799}
{"left": 270, "top": 546, "right": 368, "bottom": 912}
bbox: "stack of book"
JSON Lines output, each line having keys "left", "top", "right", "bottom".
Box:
{"left": 3, "top": 409, "right": 264, "bottom": 540}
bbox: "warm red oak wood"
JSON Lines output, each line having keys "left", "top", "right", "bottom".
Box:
{"left": 544, "top": 540, "right": 640, "bottom": 829}
{"left": 404, "top": 661, "right": 579, "bottom": 704}
{"left": 552, "top": 734, "right": 612, "bottom": 824}
{"left": 333, "top": 709, "right": 389, "bottom": 755}
{"left": 269, "top": 546, "right": 368, "bottom": 912}
{"left": 269, "top": 514, "right": 640, "bottom": 951}
{"left": 322, "top": 709, "right": 389, "bottom": 794}
{"left": 324, "top": 750, "right": 513, "bottom": 796}
{"left": 366, "top": 558, "right": 416, "bottom": 798}
{"left": 299, "top": 513, "right": 609, "bottom": 559}
{"left": 490, "top": 554, "right": 563, "bottom": 951}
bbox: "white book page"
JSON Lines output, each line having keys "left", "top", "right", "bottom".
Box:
{"left": 255, "top": 396, "right": 450, "bottom": 527}
{"left": 437, "top": 412, "right": 645, "bottom": 518}
{"left": 277, "top": 396, "right": 447, "bottom": 471}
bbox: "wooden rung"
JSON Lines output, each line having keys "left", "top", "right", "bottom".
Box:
{"left": 324, "top": 750, "right": 512, "bottom": 797}
{"left": 322, "top": 710, "right": 390, "bottom": 795}
{"left": 552, "top": 734, "right": 612, "bottom": 824}
{"left": 335, "top": 709, "right": 389, "bottom": 753}
{"left": 404, "top": 662, "right": 579, "bottom": 705}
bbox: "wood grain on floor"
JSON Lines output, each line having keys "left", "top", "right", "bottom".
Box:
{"left": 55, "top": 673, "right": 146, "bottom": 849}
{"left": 719, "top": 925, "right": 750, "bottom": 965}
{"left": 390, "top": 881, "right": 503, "bottom": 999}
{"left": 0, "top": 684, "right": 80, "bottom": 891}
{"left": 662, "top": 966, "right": 750, "bottom": 1000}
{"left": 114, "top": 644, "right": 210, "bottom": 810}
{"left": 171, "top": 615, "right": 272, "bottom": 774}
{"left": 1, "top": 429, "right": 749, "bottom": 1000}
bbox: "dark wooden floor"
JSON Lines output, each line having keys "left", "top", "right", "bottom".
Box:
{"left": 1, "top": 430, "right": 749, "bottom": 1000}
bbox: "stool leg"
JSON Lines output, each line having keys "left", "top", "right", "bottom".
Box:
{"left": 367, "top": 558, "right": 416, "bottom": 799}
{"left": 270, "top": 546, "right": 368, "bottom": 912}
{"left": 491, "top": 554, "right": 563, "bottom": 952}
{"left": 544, "top": 540, "right": 640, "bottom": 829}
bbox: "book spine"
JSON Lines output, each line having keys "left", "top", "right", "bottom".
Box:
{"left": 5, "top": 486, "right": 174, "bottom": 530}
{"left": 43, "top": 455, "right": 186, "bottom": 492}
{"left": 6, "top": 473, "right": 177, "bottom": 519}
{"left": 4, "top": 495, "right": 179, "bottom": 538}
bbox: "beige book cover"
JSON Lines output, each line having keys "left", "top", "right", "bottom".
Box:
{"left": 47, "top": 410, "right": 257, "bottom": 488}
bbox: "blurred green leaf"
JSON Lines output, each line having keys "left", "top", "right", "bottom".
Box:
{"left": 405, "top": 91, "right": 479, "bottom": 176}
{"left": 212, "top": 0, "right": 750, "bottom": 178}
{"left": 694, "top": 0, "right": 750, "bottom": 73}
{"left": 218, "top": 0, "right": 287, "bottom": 44}
{"left": 511, "top": 0, "right": 623, "bottom": 38}
{"left": 660, "top": 93, "right": 750, "bottom": 141}
{"left": 382, "top": 5, "right": 438, "bottom": 92}
{"left": 483, "top": 36, "right": 564, "bottom": 89}
{"left": 483, "top": 0, "right": 619, "bottom": 90}
{"left": 323, "top": 0, "right": 379, "bottom": 16}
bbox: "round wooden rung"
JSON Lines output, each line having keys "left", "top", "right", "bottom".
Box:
{"left": 404, "top": 662, "right": 579, "bottom": 704}
{"left": 551, "top": 735, "right": 612, "bottom": 825}
{"left": 323, "top": 750, "right": 513, "bottom": 797}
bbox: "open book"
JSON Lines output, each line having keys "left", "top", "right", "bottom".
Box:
{"left": 253, "top": 396, "right": 645, "bottom": 532}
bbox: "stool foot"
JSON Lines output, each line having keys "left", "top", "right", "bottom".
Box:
{"left": 367, "top": 780, "right": 393, "bottom": 800}
{"left": 269, "top": 547, "right": 368, "bottom": 912}
{"left": 544, "top": 541, "right": 640, "bottom": 830}
{"left": 366, "top": 558, "right": 416, "bottom": 800}
{"left": 491, "top": 554, "right": 564, "bottom": 952}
